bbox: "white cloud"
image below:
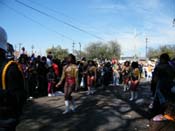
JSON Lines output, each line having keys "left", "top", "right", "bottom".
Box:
{"left": 86, "top": 0, "right": 175, "bottom": 56}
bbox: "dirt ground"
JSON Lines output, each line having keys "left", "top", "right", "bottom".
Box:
{"left": 17, "top": 81, "right": 152, "bottom": 131}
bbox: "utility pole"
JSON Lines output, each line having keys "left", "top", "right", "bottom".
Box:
{"left": 79, "top": 42, "right": 81, "bottom": 58}
{"left": 31, "top": 45, "right": 34, "bottom": 54}
{"left": 14, "top": 44, "right": 17, "bottom": 51}
{"left": 146, "top": 37, "right": 148, "bottom": 60}
{"left": 19, "top": 43, "right": 22, "bottom": 54}
{"left": 72, "top": 42, "right": 75, "bottom": 54}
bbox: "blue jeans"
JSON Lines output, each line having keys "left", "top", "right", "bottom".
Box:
{"left": 113, "top": 73, "right": 119, "bottom": 86}
{"left": 154, "top": 80, "right": 166, "bottom": 105}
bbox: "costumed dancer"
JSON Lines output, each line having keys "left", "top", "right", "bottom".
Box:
{"left": 129, "top": 62, "right": 140, "bottom": 101}
{"left": 56, "top": 54, "right": 78, "bottom": 114}
{"left": 122, "top": 61, "right": 131, "bottom": 92}
{"left": 86, "top": 60, "right": 97, "bottom": 95}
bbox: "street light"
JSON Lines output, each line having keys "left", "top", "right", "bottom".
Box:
{"left": 79, "top": 42, "right": 81, "bottom": 58}
{"left": 72, "top": 42, "right": 75, "bottom": 54}
{"left": 133, "top": 29, "right": 142, "bottom": 60}
{"left": 18, "top": 43, "right": 22, "bottom": 54}
{"left": 145, "top": 38, "right": 148, "bottom": 60}
{"left": 31, "top": 45, "right": 34, "bottom": 54}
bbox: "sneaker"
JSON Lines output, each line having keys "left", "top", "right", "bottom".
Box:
{"left": 123, "top": 86, "right": 127, "bottom": 92}
{"left": 90, "top": 90, "right": 95, "bottom": 94}
{"left": 62, "top": 110, "right": 70, "bottom": 115}
{"left": 149, "top": 103, "right": 153, "bottom": 109}
{"left": 86, "top": 91, "right": 91, "bottom": 95}
{"left": 48, "top": 93, "right": 52, "bottom": 97}
{"left": 27, "top": 96, "right": 33, "bottom": 100}
{"left": 71, "top": 108, "right": 76, "bottom": 113}
{"left": 129, "top": 97, "right": 134, "bottom": 101}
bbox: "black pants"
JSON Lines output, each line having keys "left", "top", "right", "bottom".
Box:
{"left": 38, "top": 76, "right": 47, "bottom": 96}
{"left": 0, "top": 118, "right": 17, "bottom": 131}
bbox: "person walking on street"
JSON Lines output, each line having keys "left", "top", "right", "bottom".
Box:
{"left": 86, "top": 60, "right": 97, "bottom": 95}
{"left": 56, "top": 54, "right": 78, "bottom": 114}
{"left": 122, "top": 61, "right": 131, "bottom": 92}
{"left": 129, "top": 62, "right": 140, "bottom": 101}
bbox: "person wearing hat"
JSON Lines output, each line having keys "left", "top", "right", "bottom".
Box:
{"left": 0, "top": 26, "right": 27, "bottom": 130}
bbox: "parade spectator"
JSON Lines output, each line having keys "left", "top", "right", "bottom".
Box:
{"left": 152, "top": 53, "right": 175, "bottom": 115}
{"left": 47, "top": 67, "right": 56, "bottom": 97}
{"left": 129, "top": 62, "right": 140, "bottom": 101}
{"left": 101, "top": 62, "right": 112, "bottom": 89}
{"left": 147, "top": 64, "right": 153, "bottom": 81}
{"left": 82, "top": 57, "right": 88, "bottom": 90}
{"left": 52, "top": 59, "right": 60, "bottom": 81}
{"left": 6, "top": 43, "right": 15, "bottom": 60}
{"left": 0, "top": 26, "right": 27, "bottom": 130}
{"left": 18, "top": 51, "right": 29, "bottom": 97}
{"left": 77, "top": 61, "right": 84, "bottom": 90}
{"left": 28, "top": 59, "right": 37, "bottom": 99}
{"left": 37, "top": 56, "right": 48, "bottom": 96}
{"left": 112, "top": 59, "right": 120, "bottom": 86}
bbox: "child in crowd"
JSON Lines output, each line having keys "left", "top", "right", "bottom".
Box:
{"left": 47, "top": 67, "right": 56, "bottom": 97}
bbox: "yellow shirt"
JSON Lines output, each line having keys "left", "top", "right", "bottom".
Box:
{"left": 132, "top": 68, "right": 140, "bottom": 80}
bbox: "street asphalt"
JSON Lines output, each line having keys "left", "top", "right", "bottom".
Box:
{"left": 17, "top": 80, "right": 152, "bottom": 131}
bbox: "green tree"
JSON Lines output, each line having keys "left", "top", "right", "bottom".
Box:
{"left": 85, "top": 42, "right": 102, "bottom": 59}
{"left": 74, "top": 50, "right": 87, "bottom": 60}
{"left": 85, "top": 41, "right": 121, "bottom": 60}
{"left": 46, "top": 46, "right": 69, "bottom": 60}
{"left": 147, "top": 48, "right": 159, "bottom": 59}
{"left": 108, "top": 40, "right": 121, "bottom": 59}
{"left": 147, "top": 45, "right": 175, "bottom": 59}
{"left": 159, "top": 45, "right": 175, "bottom": 58}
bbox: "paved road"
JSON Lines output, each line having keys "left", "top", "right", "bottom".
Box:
{"left": 17, "top": 81, "right": 152, "bottom": 131}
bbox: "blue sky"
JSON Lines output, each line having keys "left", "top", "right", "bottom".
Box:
{"left": 0, "top": 0, "right": 175, "bottom": 56}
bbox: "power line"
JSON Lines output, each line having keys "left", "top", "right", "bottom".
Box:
{"left": 172, "top": 0, "right": 175, "bottom": 27}
{"left": 15, "top": 0, "right": 104, "bottom": 40}
{"left": 145, "top": 37, "right": 148, "bottom": 59}
{"left": 0, "top": 1, "right": 74, "bottom": 41}
{"left": 72, "top": 42, "right": 75, "bottom": 54}
{"left": 26, "top": 0, "right": 76, "bottom": 21}
{"left": 26, "top": 0, "right": 96, "bottom": 32}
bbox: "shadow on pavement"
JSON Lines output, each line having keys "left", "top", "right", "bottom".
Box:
{"left": 17, "top": 82, "right": 151, "bottom": 131}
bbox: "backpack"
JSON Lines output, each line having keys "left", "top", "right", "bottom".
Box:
{"left": 0, "top": 61, "right": 22, "bottom": 90}
{"left": 0, "top": 61, "right": 22, "bottom": 118}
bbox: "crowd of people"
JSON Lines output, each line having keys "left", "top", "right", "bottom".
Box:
{"left": 15, "top": 50, "right": 157, "bottom": 113}
{"left": 1, "top": 26, "right": 175, "bottom": 130}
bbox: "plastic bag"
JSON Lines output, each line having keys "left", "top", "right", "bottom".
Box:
{"left": 80, "top": 77, "right": 84, "bottom": 87}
